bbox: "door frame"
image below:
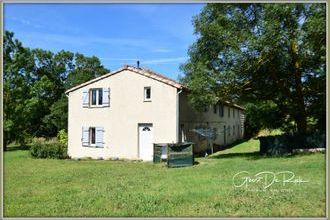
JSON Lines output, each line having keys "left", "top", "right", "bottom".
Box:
{"left": 137, "top": 123, "right": 153, "bottom": 160}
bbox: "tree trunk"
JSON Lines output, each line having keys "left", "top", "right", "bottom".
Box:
{"left": 293, "top": 66, "right": 307, "bottom": 134}
{"left": 291, "top": 41, "right": 307, "bottom": 134}
{"left": 3, "top": 141, "right": 7, "bottom": 151}
{"left": 295, "top": 113, "right": 307, "bottom": 134}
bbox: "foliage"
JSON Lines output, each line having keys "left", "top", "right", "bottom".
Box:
{"left": 57, "top": 129, "right": 68, "bottom": 145}
{"left": 3, "top": 31, "right": 110, "bottom": 149}
{"left": 43, "top": 95, "right": 68, "bottom": 132}
{"left": 4, "top": 141, "right": 325, "bottom": 217}
{"left": 29, "top": 139, "right": 68, "bottom": 159}
{"left": 181, "top": 3, "right": 326, "bottom": 134}
{"left": 259, "top": 131, "right": 326, "bottom": 156}
{"left": 244, "top": 101, "right": 285, "bottom": 138}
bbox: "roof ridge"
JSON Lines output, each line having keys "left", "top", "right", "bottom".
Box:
{"left": 65, "top": 65, "right": 184, "bottom": 94}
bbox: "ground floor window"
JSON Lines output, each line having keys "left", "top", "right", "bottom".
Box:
{"left": 90, "top": 127, "right": 96, "bottom": 145}
{"left": 82, "top": 126, "right": 104, "bottom": 147}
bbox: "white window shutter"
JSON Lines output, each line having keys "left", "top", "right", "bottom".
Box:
{"left": 82, "top": 127, "right": 89, "bottom": 146}
{"left": 82, "top": 89, "right": 89, "bottom": 107}
{"left": 102, "top": 88, "right": 110, "bottom": 107}
{"left": 95, "top": 127, "right": 104, "bottom": 147}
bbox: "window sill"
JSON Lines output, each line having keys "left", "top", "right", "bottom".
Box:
{"left": 82, "top": 145, "right": 104, "bottom": 148}
{"left": 86, "top": 105, "right": 109, "bottom": 108}
{"left": 143, "top": 100, "right": 152, "bottom": 102}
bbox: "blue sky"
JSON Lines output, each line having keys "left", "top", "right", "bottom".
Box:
{"left": 4, "top": 3, "right": 205, "bottom": 80}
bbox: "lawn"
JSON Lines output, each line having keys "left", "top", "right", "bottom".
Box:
{"left": 4, "top": 139, "right": 326, "bottom": 217}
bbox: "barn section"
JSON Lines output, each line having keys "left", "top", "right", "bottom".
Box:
{"left": 179, "top": 92, "right": 245, "bottom": 155}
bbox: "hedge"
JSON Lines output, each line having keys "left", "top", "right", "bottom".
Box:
{"left": 259, "top": 132, "right": 326, "bottom": 156}
{"left": 30, "top": 140, "right": 68, "bottom": 159}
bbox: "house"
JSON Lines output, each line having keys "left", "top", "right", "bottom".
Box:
{"left": 65, "top": 65, "right": 245, "bottom": 161}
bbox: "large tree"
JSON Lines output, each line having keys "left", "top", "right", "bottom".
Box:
{"left": 3, "top": 31, "right": 110, "bottom": 149}
{"left": 181, "top": 3, "right": 326, "bottom": 133}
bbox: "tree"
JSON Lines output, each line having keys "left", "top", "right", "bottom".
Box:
{"left": 64, "top": 53, "right": 109, "bottom": 90}
{"left": 3, "top": 31, "right": 36, "bottom": 149}
{"left": 3, "top": 31, "right": 110, "bottom": 149}
{"left": 243, "top": 101, "right": 285, "bottom": 138}
{"left": 181, "top": 3, "right": 326, "bottom": 134}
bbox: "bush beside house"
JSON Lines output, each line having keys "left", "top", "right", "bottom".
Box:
{"left": 30, "top": 130, "right": 68, "bottom": 159}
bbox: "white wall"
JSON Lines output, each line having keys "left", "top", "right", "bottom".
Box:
{"left": 68, "top": 70, "right": 178, "bottom": 159}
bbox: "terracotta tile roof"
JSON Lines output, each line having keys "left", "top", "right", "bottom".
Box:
{"left": 65, "top": 65, "right": 185, "bottom": 94}
{"left": 125, "top": 65, "right": 185, "bottom": 89}
{"left": 222, "top": 101, "right": 246, "bottom": 111}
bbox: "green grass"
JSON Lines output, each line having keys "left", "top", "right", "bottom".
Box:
{"left": 4, "top": 139, "right": 326, "bottom": 217}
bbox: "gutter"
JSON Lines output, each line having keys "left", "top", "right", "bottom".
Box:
{"left": 176, "top": 88, "right": 183, "bottom": 143}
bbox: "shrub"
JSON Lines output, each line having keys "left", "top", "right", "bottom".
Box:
{"left": 30, "top": 139, "right": 68, "bottom": 159}
{"left": 57, "top": 129, "right": 68, "bottom": 145}
{"left": 259, "top": 131, "right": 326, "bottom": 156}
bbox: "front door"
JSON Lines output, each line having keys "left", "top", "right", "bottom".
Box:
{"left": 138, "top": 124, "right": 153, "bottom": 161}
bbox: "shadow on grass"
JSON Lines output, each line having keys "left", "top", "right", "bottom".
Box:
{"left": 209, "top": 150, "right": 325, "bottom": 161}
{"left": 209, "top": 151, "right": 263, "bottom": 160}
{"left": 5, "top": 145, "right": 30, "bottom": 152}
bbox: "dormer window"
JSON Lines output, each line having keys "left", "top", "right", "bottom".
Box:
{"left": 144, "top": 87, "right": 151, "bottom": 101}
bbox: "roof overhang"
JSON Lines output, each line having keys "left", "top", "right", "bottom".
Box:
{"left": 65, "top": 65, "right": 185, "bottom": 94}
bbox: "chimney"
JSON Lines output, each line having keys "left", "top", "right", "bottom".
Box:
{"left": 137, "top": 60, "right": 140, "bottom": 68}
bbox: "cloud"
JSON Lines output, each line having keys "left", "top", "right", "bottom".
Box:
{"left": 15, "top": 31, "right": 151, "bottom": 49}
{"left": 142, "top": 57, "right": 188, "bottom": 64}
{"left": 152, "top": 48, "right": 171, "bottom": 53}
{"left": 101, "top": 56, "right": 188, "bottom": 64}
{"left": 100, "top": 57, "right": 188, "bottom": 66}
{"left": 8, "top": 16, "right": 43, "bottom": 29}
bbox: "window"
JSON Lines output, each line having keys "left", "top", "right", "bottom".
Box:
{"left": 180, "top": 124, "right": 186, "bottom": 142}
{"left": 228, "top": 126, "right": 231, "bottom": 136}
{"left": 90, "top": 127, "right": 96, "bottom": 145}
{"left": 144, "top": 87, "right": 151, "bottom": 101}
{"left": 218, "top": 104, "right": 224, "bottom": 117}
{"left": 228, "top": 107, "right": 230, "bottom": 117}
{"left": 213, "top": 104, "right": 217, "bottom": 114}
{"left": 213, "top": 127, "right": 217, "bottom": 140}
{"left": 233, "top": 125, "right": 235, "bottom": 136}
{"left": 233, "top": 109, "right": 235, "bottom": 118}
{"left": 203, "top": 105, "right": 209, "bottom": 112}
{"left": 82, "top": 126, "right": 104, "bottom": 147}
{"left": 90, "top": 88, "right": 103, "bottom": 106}
{"left": 83, "top": 88, "right": 110, "bottom": 108}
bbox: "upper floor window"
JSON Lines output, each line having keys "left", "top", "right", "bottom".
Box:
{"left": 218, "top": 104, "right": 224, "bottom": 117}
{"left": 213, "top": 104, "right": 217, "bottom": 114}
{"left": 82, "top": 88, "right": 110, "bottom": 108}
{"left": 144, "top": 87, "right": 151, "bottom": 101}
{"left": 233, "top": 108, "right": 235, "bottom": 118}
{"left": 228, "top": 107, "right": 231, "bottom": 118}
{"left": 91, "top": 88, "right": 103, "bottom": 106}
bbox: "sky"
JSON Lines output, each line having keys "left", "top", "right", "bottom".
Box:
{"left": 4, "top": 3, "right": 205, "bottom": 80}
